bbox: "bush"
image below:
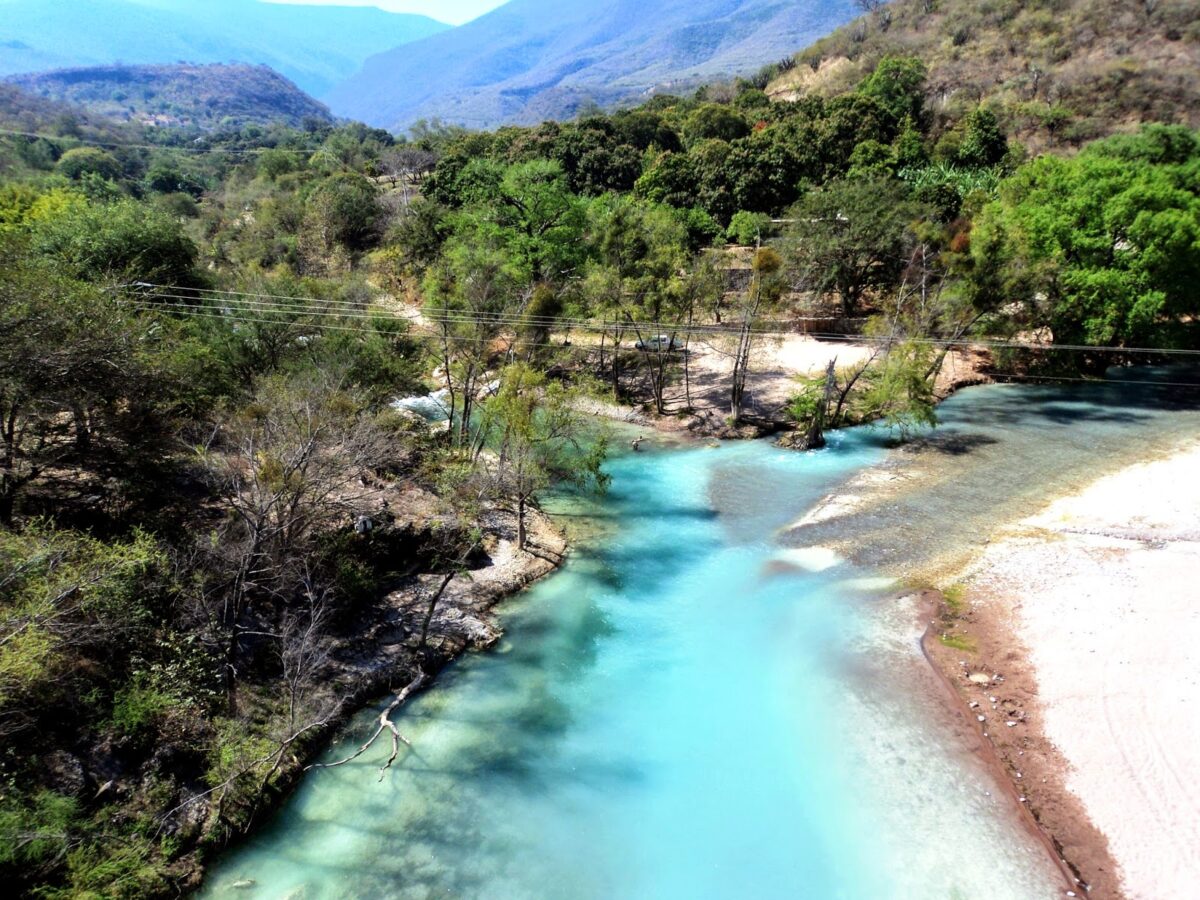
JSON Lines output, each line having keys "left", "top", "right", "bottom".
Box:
{"left": 31, "top": 197, "right": 199, "bottom": 285}
{"left": 726, "top": 210, "right": 773, "bottom": 245}
{"left": 55, "top": 147, "right": 123, "bottom": 183}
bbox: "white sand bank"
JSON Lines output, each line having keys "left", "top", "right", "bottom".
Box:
{"left": 963, "top": 443, "right": 1200, "bottom": 899}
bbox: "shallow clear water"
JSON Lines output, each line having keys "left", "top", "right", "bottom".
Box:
{"left": 203, "top": 407, "right": 1073, "bottom": 899}
{"left": 787, "top": 372, "right": 1200, "bottom": 574}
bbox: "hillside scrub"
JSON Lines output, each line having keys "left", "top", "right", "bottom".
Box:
{"left": 770, "top": 0, "right": 1200, "bottom": 153}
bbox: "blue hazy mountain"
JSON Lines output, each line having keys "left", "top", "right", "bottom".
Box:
{"left": 0, "top": 0, "right": 448, "bottom": 98}
{"left": 326, "top": 0, "right": 862, "bottom": 130}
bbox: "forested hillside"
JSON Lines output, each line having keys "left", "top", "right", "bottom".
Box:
{"left": 327, "top": 0, "right": 861, "bottom": 129}
{"left": 768, "top": 0, "right": 1200, "bottom": 151}
{"left": 7, "top": 65, "right": 334, "bottom": 130}
{"left": 2, "top": 10, "right": 1200, "bottom": 896}
{"left": 0, "top": 0, "right": 448, "bottom": 98}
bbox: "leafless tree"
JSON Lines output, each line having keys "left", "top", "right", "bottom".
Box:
{"left": 279, "top": 569, "right": 334, "bottom": 732}
{"left": 196, "top": 370, "right": 392, "bottom": 707}
{"left": 730, "top": 248, "right": 784, "bottom": 424}
{"left": 381, "top": 148, "right": 438, "bottom": 209}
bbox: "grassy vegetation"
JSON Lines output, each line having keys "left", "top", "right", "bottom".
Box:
{"left": 942, "top": 583, "right": 968, "bottom": 616}
{"left": 939, "top": 633, "right": 978, "bottom": 653}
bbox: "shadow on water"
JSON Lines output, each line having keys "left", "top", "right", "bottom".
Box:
{"left": 903, "top": 432, "right": 1000, "bottom": 456}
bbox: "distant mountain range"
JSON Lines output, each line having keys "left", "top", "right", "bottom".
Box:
{"left": 0, "top": 0, "right": 447, "bottom": 98}
{"left": 6, "top": 64, "right": 333, "bottom": 129}
{"left": 326, "top": 0, "right": 862, "bottom": 131}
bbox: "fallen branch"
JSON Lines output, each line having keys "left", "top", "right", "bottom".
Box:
{"left": 307, "top": 670, "right": 426, "bottom": 780}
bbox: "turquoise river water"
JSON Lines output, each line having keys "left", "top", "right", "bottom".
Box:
{"left": 202, "top": 376, "right": 1200, "bottom": 900}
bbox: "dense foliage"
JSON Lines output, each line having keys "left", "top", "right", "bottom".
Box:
{"left": 2, "top": 41, "right": 1199, "bottom": 899}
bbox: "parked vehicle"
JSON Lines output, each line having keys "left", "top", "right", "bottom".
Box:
{"left": 635, "top": 334, "right": 683, "bottom": 352}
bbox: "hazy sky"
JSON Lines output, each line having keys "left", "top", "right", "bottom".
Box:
{"left": 262, "top": 0, "right": 509, "bottom": 25}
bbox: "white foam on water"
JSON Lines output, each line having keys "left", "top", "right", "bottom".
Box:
{"left": 775, "top": 546, "right": 843, "bottom": 572}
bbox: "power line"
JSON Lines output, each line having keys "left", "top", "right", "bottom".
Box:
{"left": 119, "top": 299, "right": 1200, "bottom": 390}
{"left": 130, "top": 284, "right": 1200, "bottom": 359}
{"left": 0, "top": 126, "right": 315, "bottom": 156}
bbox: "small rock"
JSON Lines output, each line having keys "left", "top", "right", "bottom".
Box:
{"left": 977, "top": 715, "right": 986, "bottom": 722}
{"left": 1007, "top": 721, "right": 1018, "bottom": 728}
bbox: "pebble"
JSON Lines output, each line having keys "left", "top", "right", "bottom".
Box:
{"left": 1007, "top": 721, "right": 1019, "bottom": 727}
{"left": 977, "top": 715, "right": 986, "bottom": 722}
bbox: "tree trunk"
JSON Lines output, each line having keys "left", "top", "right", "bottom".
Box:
{"left": 800, "top": 360, "right": 836, "bottom": 450}
{"left": 71, "top": 403, "right": 91, "bottom": 455}
{"left": 419, "top": 571, "right": 457, "bottom": 650}
{"left": 730, "top": 323, "right": 753, "bottom": 423}
{"left": 517, "top": 494, "right": 527, "bottom": 551}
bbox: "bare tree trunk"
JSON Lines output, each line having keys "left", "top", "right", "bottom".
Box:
{"left": 730, "top": 322, "right": 754, "bottom": 423}
{"left": 517, "top": 494, "right": 527, "bottom": 550}
{"left": 682, "top": 306, "right": 695, "bottom": 413}
{"left": 71, "top": 403, "right": 91, "bottom": 454}
{"left": 419, "top": 572, "right": 457, "bottom": 650}
{"left": 801, "top": 360, "right": 837, "bottom": 450}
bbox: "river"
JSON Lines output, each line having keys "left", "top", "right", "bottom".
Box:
{"left": 202, "top": 374, "right": 1200, "bottom": 900}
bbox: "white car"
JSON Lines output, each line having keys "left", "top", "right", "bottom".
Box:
{"left": 635, "top": 335, "right": 683, "bottom": 352}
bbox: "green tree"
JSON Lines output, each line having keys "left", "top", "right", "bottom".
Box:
{"left": 785, "top": 177, "right": 927, "bottom": 316}
{"left": 956, "top": 106, "right": 1009, "bottom": 169}
{"left": 31, "top": 197, "right": 198, "bottom": 286}
{"left": 584, "top": 195, "right": 697, "bottom": 411}
{"left": 858, "top": 56, "right": 927, "bottom": 126}
{"left": 726, "top": 210, "right": 773, "bottom": 245}
{"left": 301, "top": 172, "right": 383, "bottom": 260}
{"left": 684, "top": 104, "right": 751, "bottom": 146}
{"left": 972, "top": 128, "right": 1200, "bottom": 347}
{"left": 54, "top": 147, "right": 123, "bottom": 183}
{"left": 0, "top": 239, "right": 181, "bottom": 525}
{"left": 480, "top": 363, "right": 609, "bottom": 549}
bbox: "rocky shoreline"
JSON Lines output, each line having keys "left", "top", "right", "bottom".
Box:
{"left": 178, "top": 504, "right": 567, "bottom": 893}
{"left": 917, "top": 589, "right": 1116, "bottom": 898}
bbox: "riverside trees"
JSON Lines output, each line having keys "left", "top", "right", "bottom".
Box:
{"left": 969, "top": 125, "right": 1200, "bottom": 349}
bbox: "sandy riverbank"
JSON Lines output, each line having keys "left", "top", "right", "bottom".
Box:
{"left": 930, "top": 442, "right": 1200, "bottom": 900}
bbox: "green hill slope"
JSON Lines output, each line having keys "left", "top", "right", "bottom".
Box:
{"left": 6, "top": 64, "right": 333, "bottom": 129}
{"left": 768, "top": 0, "right": 1200, "bottom": 151}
